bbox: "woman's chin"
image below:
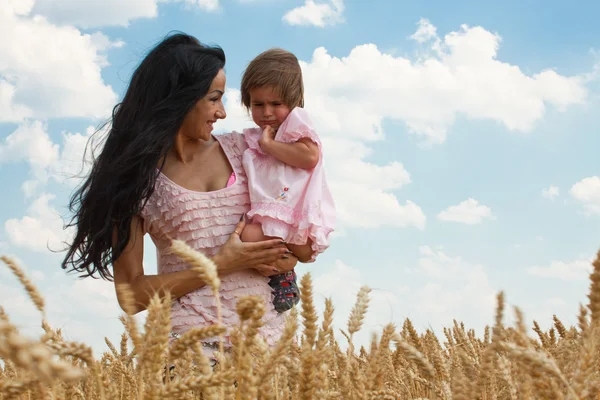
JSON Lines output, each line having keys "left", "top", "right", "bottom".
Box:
{"left": 195, "top": 129, "right": 213, "bottom": 141}
{"left": 203, "top": 126, "right": 214, "bottom": 139}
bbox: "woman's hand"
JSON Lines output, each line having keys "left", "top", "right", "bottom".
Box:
{"left": 212, "top": 215, "right": 291, "bottom": 276}
{"left": 253, "top": 253, "right": 298, "bottom": 276}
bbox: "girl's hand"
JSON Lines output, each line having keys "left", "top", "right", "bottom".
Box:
{"left": 258, "top": 125, "right": 276, "bottom": 152}
{"left": 213, "top": 215, "right": 291, "bottom": 276}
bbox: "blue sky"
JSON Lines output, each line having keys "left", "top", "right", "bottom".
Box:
{"left": 1, "top": 0, "right": 599, "bottom": 355}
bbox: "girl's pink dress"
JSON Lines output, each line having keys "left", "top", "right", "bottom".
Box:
{"left": 140, "top": 132, "right": 285, "bottom": 352}
{"left": 241, "top": 107, "right": 336, "bottom": 261}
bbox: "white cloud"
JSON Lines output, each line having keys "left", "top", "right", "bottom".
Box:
{"left": 31, "top": 270, "right": 45, "bottom": 281}
{"left": 0, "top": 3, "right": 118, "bottom": 122}
{"left": 308, "top": 260, "right": 406, "bottom": 348}
{"left": 163, "top": 0, "right": 220, "bottom": 12}
{"left": 51, "top": 125, "right": 103, "bottom": 187}
{"left": 216, "top": 90, "right": 425, "bottom": 230}
{"left": 323, "top": 137, "right": 424, "bottom": 229}
{"left": 413, "top": 246, "right": 496, "bottom": 324}
{"left": 542, "top": 185, "right": 560, "bottom": 199}
{"left": 283, "top": 0, "right": 344, "bottom": 27}
{"left": 410, "top": 18, "right": 439, "bottom": 46}
{"left": 299, "top": 19, "right": 588, "bottom": 146}
{"left": 0, "top": 238, "right": 156, "bottom": 358}
{"left": 0, "top": 80, "right": 32, "bottom": 121}
{"left": 437, "top": 198, "right": 494, "bottom": 224}
{"left": 0, "top": 121, "right": 59, "bottom": 191}
{"left": 28, "top": 0, "right": 222, "bottom": 28}
{"left": 215, "top": 89, "right": 254, "bottom": 133}
{"left": 545, "top": 297, "right": 566, "bottom": 307}
{"left": 197, "top": 18, "right": 593, "bottom": 229}
{"left": 0, "top": 121, "right": 100, "bottom": 196}
{"left": 527, "top": 258, "right": 592, "bottom": 281}
{"left": 309, "top": 247, "right": 498, "bottom": 346}
{"left": 0, "top": 124, "right": 97, "bottom": 247}
{"left": 191, "top": 0, "right": 220, "bottom": 11}
{"left": 4, "top": 193, "right": 73, "bottom": 253}
{"left": 570, "top": 176, "right": 600, "bottom": 215}
{"left": 0, "top": 254, "right": 128, "bottom": 356}
{"left": 31, "top": 0, "right": 159, "bottom": 28}
{"left": 331, "top": 182, "right": 425, "bottom": 229}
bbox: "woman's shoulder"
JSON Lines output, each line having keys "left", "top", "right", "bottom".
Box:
{"left": 214, "top": 130, "right": 244, "bottom": 142}
{"left": 217, "top": 127, "right": 267, "bottom": 152}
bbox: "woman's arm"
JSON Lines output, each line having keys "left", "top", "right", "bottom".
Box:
{"left": 113, "top": 215, "right": 210, "bottom": 314}
{"left": 259, "top": 126, "right": 319, "bottom": 169}
{"left": 113, "top": 215, "right": 293, "bottom": 314}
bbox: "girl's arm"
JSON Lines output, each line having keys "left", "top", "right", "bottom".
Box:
{"left": 113, "top": 215, "right": 295, "bottom": 314}
{"left": 259, "top": 126, "right": 320, "bottom": 169}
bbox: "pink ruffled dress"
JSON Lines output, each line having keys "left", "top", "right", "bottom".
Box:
{"left": 140, "top": 132, "right": 285, "bottom": 353}
{"left": 241, "top": 107, "right": 336, "bottom": 262}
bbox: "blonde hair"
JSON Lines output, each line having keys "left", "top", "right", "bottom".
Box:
{"left": 240, "top": 48, "right": 304, "bottom": 110}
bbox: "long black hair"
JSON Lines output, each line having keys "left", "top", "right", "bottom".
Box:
{"left": 61, "top": 33, "right": 226, "bottom": 280}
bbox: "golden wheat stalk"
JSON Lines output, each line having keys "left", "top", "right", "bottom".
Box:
{"left": 2, "top": 248, "right": 600, "bottom": 399}
{"left": 169, "top": 240, "right": 224, "bottom": 350}
{"left": 348, "top": 286, "right": 371, "bottom": 339}
{"left": 0, "top": 319, "right": 85, "bottom": 385}
{"left": 1, "top": 256, "right": 45, "bottom": 317}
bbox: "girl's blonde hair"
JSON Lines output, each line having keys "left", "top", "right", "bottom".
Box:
{"left": 241, "top": 48, "right": 304, "bottom": 110}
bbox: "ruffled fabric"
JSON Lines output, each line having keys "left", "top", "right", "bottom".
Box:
{"left": 277, "top": 107, "right": 322, "bottom": 147}
{"left": 242, "top": 108, "right": 321, "bottom": 155}
{"left": 241, "top": 108, "right": 336, "bottom": 263}
{"left": 140, "top": 132, "right": 286, "bottom": 346}
{"left": 251, "top": 214, "right": 333, "bottom": 262}
{"left": 170, "top": 270, "right": 283, "bottom": 348}
{"left": 243, "top": 127, "right": 264, "bottom": 154}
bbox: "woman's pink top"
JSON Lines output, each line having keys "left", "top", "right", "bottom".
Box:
{"left": 140, "top": 132, "right": 285, "bottom": 347}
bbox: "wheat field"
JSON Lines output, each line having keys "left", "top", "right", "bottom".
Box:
{"left": 1, "top": 242, "right": 600, "bottom": 399}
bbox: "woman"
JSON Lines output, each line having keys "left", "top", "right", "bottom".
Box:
{"left": 61, "top": 33, "right": 297, "bottom": 350}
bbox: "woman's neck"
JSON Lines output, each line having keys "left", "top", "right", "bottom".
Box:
{"left": 171, "top": 134, "right": 215, "bottom": 164}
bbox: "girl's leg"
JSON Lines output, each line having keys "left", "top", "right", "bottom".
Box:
{"left": 286, "top": 241, "right": 314, "bottom": 263}
{"left": 239, "top": 222, "right": 300, "bottom": 313}
{"left": 241, "top": 224, "right": 314, "bottom": 263}
{"left": 239, "top": 222, "right": 269, "bottom": 243}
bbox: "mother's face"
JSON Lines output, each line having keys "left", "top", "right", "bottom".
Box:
{"left": 180, "top": 68, "right": 227, "bottom": 141}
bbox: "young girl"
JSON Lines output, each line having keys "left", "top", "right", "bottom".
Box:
{"left": 237, "top": 48, "right": 336, "bottom": 312}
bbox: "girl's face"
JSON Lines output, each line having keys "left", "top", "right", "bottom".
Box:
{"left": 180, "top": 68, "right": 227, "bottom": 141}
{"left": 249, "top": 85, "right": 291, "bottom": 130}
